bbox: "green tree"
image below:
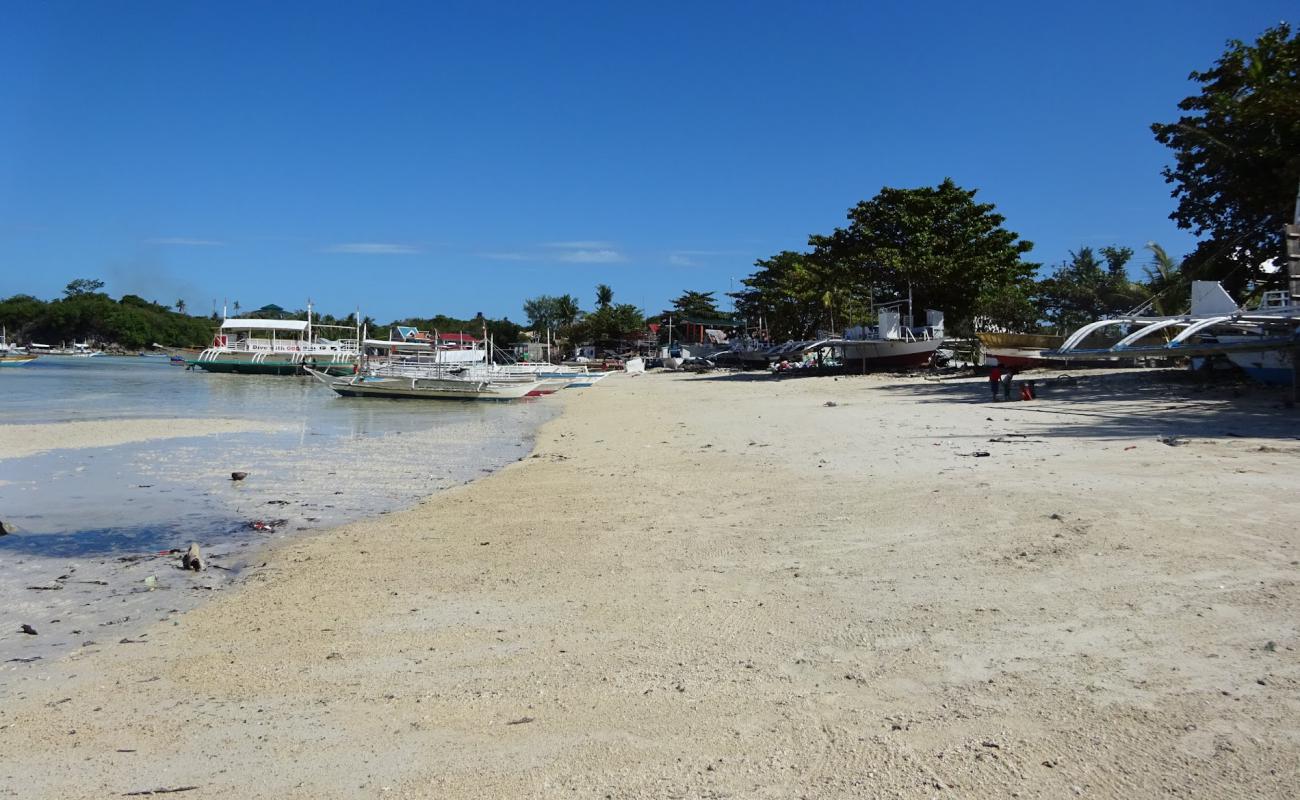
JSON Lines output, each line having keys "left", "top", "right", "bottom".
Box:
{"left": 522, "top": 294, "right": 582, "bottom": 335}
{"left": 1037, "top": 246, "right": 1148, "bottom": 332}
{"left": 176, "top": 299, "right": 187, "bottom": 315}
{"left": 572, "top": 303, "right": 645, "bottom": 342}
{"left": 1151, "top": 23, "right": 1300, "bottom": 292}
{"left": 1142, "top": 242, "right": 1189, "bottom": 316}
{"left": 806, "top": 179, "right": 1038, "bottom": 333}
{"left": 733, "top": 251, "right": 834, "bottom": 340}
{"left": 669, "top": 290, "right": 721, "bottom": 320}
{"left": 64, "top": 278, "right": 105, "bottom": 297}
{"left": 595, "top": 284, "right": 613, "bottom": 309}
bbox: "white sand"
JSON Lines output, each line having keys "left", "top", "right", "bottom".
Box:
{"left": 0, "top": 369, "right": 1297, "bottom": 798}
{"left": 0, "top": 418, "right": 288, "bottom": 458}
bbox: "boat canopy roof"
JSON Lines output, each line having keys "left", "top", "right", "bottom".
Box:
{"left": 221, "top": 318, "right": 309, "bottom": 333}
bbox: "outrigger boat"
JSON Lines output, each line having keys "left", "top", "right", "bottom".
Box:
{"left": 976, "top": 332, "right": 1067, "bottom": 368}
{"left": 307, "top": 367, "right": 544, "bottom": 401}
{"left": 1047, "top": 281, "right": 1300, "bottom": 384}
{"left": 0, "top": 327, "right": 36, "bottom": 367}
{"left": 189, "top": 302, "right": 361, "bottom": 376}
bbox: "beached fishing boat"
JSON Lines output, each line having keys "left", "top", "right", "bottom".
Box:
{"left": 831, "top": 308, "right": 945, "bottom": 369}
{"left": 1049, "top": 281, "right": 1300, "bottom": 384}
{"left": 976, "top": 332, "right": 1066, "bottom": 367}
{"left": 308, "top": 367, "right": 543, "bottom": 401}
{"left": 190, "top": 304, "right": 360, "bottom": 376}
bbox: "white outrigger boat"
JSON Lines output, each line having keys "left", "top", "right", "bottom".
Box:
{"left": 0, "top": 327, "right": 36, "bottom": 367}
{"left": 308, "top": 368, "right": 545, "bottom": 400}
{"left": 1048, "top": 280, "right": 1300, "bottom": 384}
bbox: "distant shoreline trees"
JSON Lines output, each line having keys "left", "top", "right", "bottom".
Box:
{"left": 0, "top": 283, "right": 215, "bottom": 348}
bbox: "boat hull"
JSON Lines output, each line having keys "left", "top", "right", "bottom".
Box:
{"left": 320, "top": 373, "right": 543, "bottom": 401}
{"left": 0, "top": 355, "right": 37, "bottom": 367}
{"left": 189, "top": 352, "right": 358, "bottom": 376}
{"left": 977, "top": 333, "right": 1065, "bottom": 367}
{"left": 838, "top": 338, "right": 942, "bottom": 370}
{"left": 1214, "top": 336, "right": 1295, "bottom": 385}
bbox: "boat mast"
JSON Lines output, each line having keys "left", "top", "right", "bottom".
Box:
{"left": 306, "top": 299, "right": 313, "bottom": 343}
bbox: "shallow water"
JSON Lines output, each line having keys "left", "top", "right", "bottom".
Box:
{"left": 0, "top": 356, "right": 556, "bottom": 680}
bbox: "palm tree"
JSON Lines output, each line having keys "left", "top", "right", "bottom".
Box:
{"left": 175, "top": 299, "right": 187, "bottom": 315}
{"left": 595, "top": 284, "right": 613, "bottom": 309}
{"left": 1143, "top": 242, "right": 1187, "bottom": 316}
{"left": 556, "top": 294, "right": 582, "bottom": 329}
{"left": 233, "top": 300, "right": 241, "bottom": 316}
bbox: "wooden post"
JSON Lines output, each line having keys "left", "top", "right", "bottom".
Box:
{"left": 1287, "top": 222, "right": 1299, "bottom": 405}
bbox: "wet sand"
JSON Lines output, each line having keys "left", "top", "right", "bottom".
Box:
{"left": 0, "top": 418, "right": 287, "bottom": 459}
{"left": 1, "top": 369, "right": 1297, "bottom": 798}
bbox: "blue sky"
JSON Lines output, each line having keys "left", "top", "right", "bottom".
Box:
{"left": 1, "top": 1, "right": 1295, "bottom": 322}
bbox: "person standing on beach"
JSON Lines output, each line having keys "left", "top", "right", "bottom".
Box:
{"left": 1001, "top": 368, "right": 1015, "bottom": 400}
{"left": 988, "top": 365, "right": 1002, "bottom": 400}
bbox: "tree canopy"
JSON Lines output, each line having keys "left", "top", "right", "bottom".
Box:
{"left": 1151, "top": 23, "right": 1300, "bottom": 292}
{"left": 737, "top": 180, "right": 1039, "bottom": 337}
{"left": 572, "top": 303, "right": 645, "bottom": 342}
{"left": 522, "top": 294, "right": 582, "bottom": 333}
{"left": 668, "top": 290, "right": 723, "bottom": 320}
{"left": 1, "top": 286, "right": 216, "bottom": 349}
{"left": 1036, "top": 247, "right": 1148, "bottom": 332}
{"left": 64, "top": 278, "right": 105, "bottom": 297}
{"left": 733, "top": 252, "right": 834, "bottom": 340}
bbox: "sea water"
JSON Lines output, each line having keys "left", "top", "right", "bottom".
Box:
{"left": 0, "top": 356, "right": 556, "bottom": 680}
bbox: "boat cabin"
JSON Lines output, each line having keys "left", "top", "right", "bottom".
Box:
{"left": 215, "top": 318, "right": 312, "bottom": 351}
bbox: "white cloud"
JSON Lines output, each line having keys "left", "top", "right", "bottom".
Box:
{"left": 146, "top": 237, "right": 225, "bottom": 247}
{"left": 323, "top": 242, "right": 420, "bottom": 255}
{"left": 557, "top": 249, "right": 625, "bottom": 264}
{"left": 543, "top": 240, "right": 613, "bottom": 250}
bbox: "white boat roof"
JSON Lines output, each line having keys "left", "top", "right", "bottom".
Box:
{"left": 221, "top": 318, "right": 310, "bottom": 333}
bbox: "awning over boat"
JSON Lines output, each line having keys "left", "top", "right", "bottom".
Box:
{"left": 221, "top": 318, "right": 310, "bottom": 333}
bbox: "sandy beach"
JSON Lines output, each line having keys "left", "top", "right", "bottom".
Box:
{"left": 1, "top": 369, "right": 1298, "bottom": 798}
{"left": 0, "top": 418, "right": 288, "bottom": 459}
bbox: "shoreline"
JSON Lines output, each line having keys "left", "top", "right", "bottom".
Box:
{"left": 0, "top": 403, "right": 555, "bottom": 688}
{"left": 1, "top": 369, "right": 1297, "bottom": 798}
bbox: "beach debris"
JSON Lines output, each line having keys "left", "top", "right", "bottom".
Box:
{"left": 247, "top": 519, "right": 287, "bottom": 532}
{"left": 958, "top": 451, "right": 991, "bottom": 458}
{"left": 7, "top": 656, "right": 41, "bottom": 663}
{"left": 143, "top": 575, "right": 158, "bottom": 591}
{"left": 1049, "top": 513, "right": 1064, "bottom": 521}
{"left": 1264, "top": 640, "right": 1278, "bottom": 652}
{"left": 181, "top": 543, "right": 204, "bottom": 572}
{"left": 506, "top": 716, "right": 535, "bottom": 725}
{"left": 0, "top": 519, "right": 9, "bottom": 535}
{"left": 1123, "top": 445, "right": 1137, "bottom": 451}
{"left": 230, "top": 471, "right": 248, "bottom": 481}
{"left": 1158, "top": 436, "right": 1189, "bottom": 447}
{"left": 26, "top": 584, "right": 63, "bottom": 591}
{"left": 823, "top": 401, "right": 838, "bottom": 407}
{"left": 20, "top": 624, "right": 38, "bottom": 635}
{"left": 123, "top": 786, "right": 200, "bottom": 796}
